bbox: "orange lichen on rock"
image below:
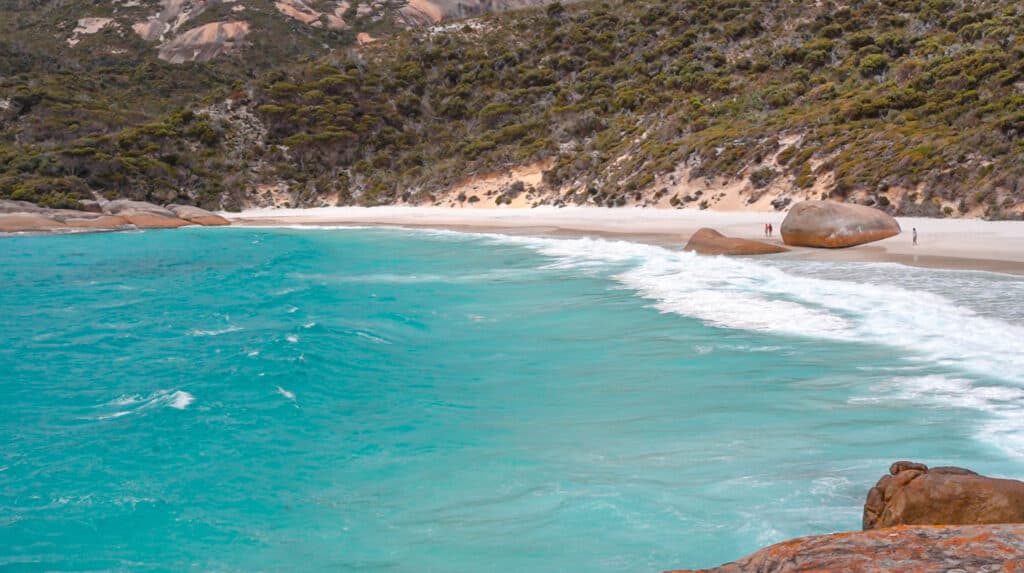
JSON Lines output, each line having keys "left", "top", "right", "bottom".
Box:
{"left": 667, "top": 524, "right": 1024, "bottom": 573}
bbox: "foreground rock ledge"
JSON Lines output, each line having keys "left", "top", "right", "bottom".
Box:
{"left": 684, "top": 228, "right": 789, "bottom": 256}
{"left": 781, "top": 200, "right": 901, "bottom": 248}
{"left": 667, "top": 524, "right": 1024, "bottom": 573}
{"left": 864, "top": 461, "right": 1024, "bottom": 530}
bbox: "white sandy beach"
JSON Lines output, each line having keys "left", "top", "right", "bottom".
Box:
{"left": 228, "top": 206, "right": 1024, "bottom": 274}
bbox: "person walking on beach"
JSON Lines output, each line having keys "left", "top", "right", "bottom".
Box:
{"left": 768, "top": 223, "right": 773, "bottom": 238}
{"left": 764, "top": 223, "right": 769, "bottom": 238}
{"left": 912, "top": 227, "right": 918, "bottom": 246}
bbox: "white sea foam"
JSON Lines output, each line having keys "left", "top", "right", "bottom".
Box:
{"left": 277, "top": 386, "right": 296, "bottom": 401}
{"left": 98, "top": 411, "right": 131, "bottom": 420}
{"left": 356, "top": 331, "right": 390, "bottom": 344}
{"left": 167, "top": 391, "right": 194, "bottom": 410}
{"left": 97, "top": 389, "right": 194, "bottom": 419}
{"left": 286, "top": 334, "right": 299, "bottom": 343}
{"left": 189, "top": 325, "right": 242, "bottom": 337}
{"left": 852, "top": 375, "right": 1024, "bottom": 459}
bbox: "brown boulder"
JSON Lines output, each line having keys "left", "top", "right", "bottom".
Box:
{"left": 780, "top": 200, "right": 900, "bottom": 248}
{"left": 101, "top": 200, "right": 190, "bottom": 229}
{"left": 684, "top": 228, "right": 789, "bottom": 256}
{"left": 666, "top": 524, "right": 1024, "bottom": 573}
{"left": 0, "top": 212, "right": 67, "bottom": 232}
{"left": 863, "top": 461, "right": 1024, "bottom": 530}
{"left": 61, "top": 214, "right": 132, "bottom": 229}
{"left": 167, "top": 204, "right": 230, "bottom": 226}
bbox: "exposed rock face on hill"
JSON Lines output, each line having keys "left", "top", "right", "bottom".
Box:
{"left": 683, "top": 228, "right": 788, "bottom": 256}
{"left": 56, "top": 0, "right": 572, "bottom": 63}
{"left": 781, "top": 201, "right": 901, "bottom": 248}
{"left": 157, "top": 21, "right": 250, "bottom": 64}
{"left": 864, "top": 461, "right": 1024, "bottom": 530}
{"left": 667, "top": 524, "right": 1024, "bottom": 573}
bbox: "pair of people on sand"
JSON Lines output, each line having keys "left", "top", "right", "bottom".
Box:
{"left": 764, "top": 223, "right": 774, "bottom": 238}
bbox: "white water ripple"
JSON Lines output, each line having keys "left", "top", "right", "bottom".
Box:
{"left": 96, "top": 390, "right": 195, "bottom": 420}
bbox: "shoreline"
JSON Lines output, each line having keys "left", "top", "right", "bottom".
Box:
{"left": 227, "top": 206, "right": 1024, "bottom": 275}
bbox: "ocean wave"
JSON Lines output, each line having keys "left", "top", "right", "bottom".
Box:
{"left": 355, "top": 331, "right": 391, "bottom": 344}
{"left": 189, "top": 325, "right": 242, "bottom": 337}
{"left": 851, "top": 375, "right": 1024, "bottom": 459}
{"left": 97, "top": 390, "right": 194, "bottom": 420}
{"left": 473, "top": 232, "right": 1024, "bottom": 456}
{"left": 487, "top": 234, "right": 1024, "bottom": 384}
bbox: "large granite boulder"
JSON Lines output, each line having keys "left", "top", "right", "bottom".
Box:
{"left": 684, "top": 228, "right": 789, "bottom": 256}
{"left": 77, "top": 199, "right": 105, "bottom": 213}
{"left": 667, "top": 524, "right": 1024, "bottom": 573}
{"left": 780, "top": 200, "right": 900, "bottom": 248}
{"left": 50, "top": 211, "right": 131, "bottom": 230}
{"left": 0, "top": 209, "right": 132, "bottom": 232}
{"left": 863, "top": 461, "right": 1024, "bottom": 530}
{"left": 167, "top": 204, "right": 230, "bottom": 226}
{"left": 0, "top": 212, "right": 67, "bottom": 232}
{"left": 101, "top": 199, "right": 190, "bottom": 229}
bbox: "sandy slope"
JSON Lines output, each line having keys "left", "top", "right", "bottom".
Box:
{"left": 227, "top": 206, "right": 1024, "bottom": 275}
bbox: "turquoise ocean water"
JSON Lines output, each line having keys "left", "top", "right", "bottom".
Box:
{"left": 2, "top": 226, "right": 1024, "bottom": 572}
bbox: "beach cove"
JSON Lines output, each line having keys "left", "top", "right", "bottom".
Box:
{"left": 3, "top": 221, "right": 1024, "bottom": 571}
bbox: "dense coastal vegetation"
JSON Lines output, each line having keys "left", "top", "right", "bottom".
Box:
{"left": 2, "top": 0, "right": 1024, "bottom": 217}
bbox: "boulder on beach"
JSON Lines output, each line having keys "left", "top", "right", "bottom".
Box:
{"left": 684, "top": 228, "right": 789, "bottom": 256}
{"left": 101, "top": 199, "right": 190, "bottom": 229}
{"left": 780, "top": 200, "right": 900, "bottom": 248}
{"left": 863, "top": 461, "right": 1024, "bottom": 530}
{"left": 167, "top": 204, "right": 230, "bottom": 226}
{"left": 666, "top": 524, "right": 1024, "bottom": 573}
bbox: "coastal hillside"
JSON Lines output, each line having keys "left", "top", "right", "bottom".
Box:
{"left": 2, "top": 0, "right": 1024, "bottom": 217}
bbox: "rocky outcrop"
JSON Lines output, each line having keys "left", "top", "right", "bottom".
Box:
{"left": 863, "top": 461, "right": 1024, "bottom": 530}
{"left": 684, "top": 228, "right": 789, "bottom": 256}
{"left": 667, "top": 524, "right": 1024, "bottom": 573}
{"left": 167, "top": 204, "right": 230, "bottom": 226}
{"left": 101, "top": 200, "right": 191, "bottom": 229}
{"left": 780, "top": 200, "right": 901, "bottom": 248}
{"left": 0, "top": 210, "right": 130, "bottom": 232}
{"left": 157, "top": 21, "right": 250, "bottom": 64}
{"left": 0, "top": 213, "right": 68, "bottom": 232}
{"left": 0, "top": 200, "right": 45, "bottom": 213}
{"left": 0, "top": 200, "right": 229, "bottom": 234}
